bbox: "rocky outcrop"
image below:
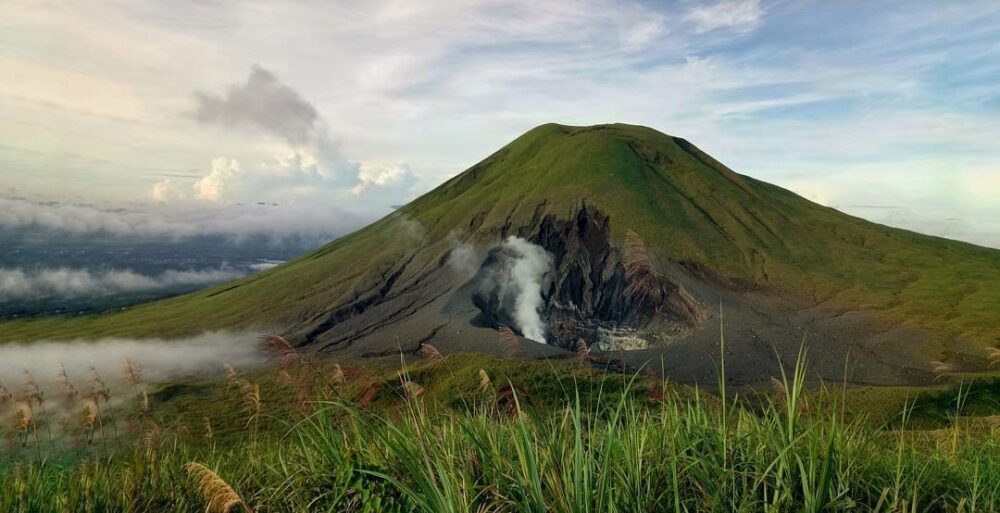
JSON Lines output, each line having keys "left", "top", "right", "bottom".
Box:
{"left": 471, "top": 204, "right": 707, "bottom": 350}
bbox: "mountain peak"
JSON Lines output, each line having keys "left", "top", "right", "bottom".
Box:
{"left": 5, "top": 123, "right": 998, "bottom": 387}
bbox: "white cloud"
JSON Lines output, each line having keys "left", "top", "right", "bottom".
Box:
{"left": 0, "top": 332, "right": 268, "bottom": 389}
{"left": 151, "top": 179, "right": 186, "bottom": 202}
{"left": 0, "top": 266, "right": 244, "bottom": 300}
{"left": 0, "top": 196, "right": 365, "bottom": 243}
{"left": 193, "top": 157, "right": 240, "bottom": 201}
{"left": 686, "top": 0, "right": 762, "bottom": 33}
{"left": 352, "top": 162, "right": 416, "bottom": 195}
{"left": 194, "top": 65, "right": 320, "bottom": 145}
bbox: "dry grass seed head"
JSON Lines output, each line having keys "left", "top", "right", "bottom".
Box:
{"left": 81, "top": 400, "right": 99, "bottom": 430}
{"left": 88, "top": 367, "right": 112, "bottom": 404}
{"left": 122, "top": 358, "right": 143, "bottom": 386}
{"left": 498, "top": 326, "right": 519, "bottom": 357}
{"left": 240, "top": 381, "right": 262, "bottom": 420}
{"left": 575, "top": 339, "right": 590, "bottom": 362}
{"left": 623, "top": 230, "right": 657, "bottom": 302}
{"left": 930, "top": 361, "right": 957, "bottom": 378}
{"left": 330, "top": 364, "right": 346, "bottom": 387}
{"left": 15, "top": 402, "right": 32, "bottom": 432}
{"left": 478, "top": 369, "right": 493, "bottom": 393}
{"left": 400, "top": 378, "right": 424, "bottom": 399}
{"left": 141, "top": 422, "right": 162, "bottom": 450}
{"left": 0, "top": 382, "right": 12, "bottom": 404}
{"left": 770, "top": 376, "right": 787, "bottom": 398}
{"left": 358, "top": 383, "right": 381, "bottom": 409}
{"left": 184, "top": 462, "right": 248, "bottom": 513}
{"left": 21, "top": 372, "right": 44, "bottom": 407}
{"left": 986, "top": 347, "right": 1000, "bottom": 367}
{"left": 417, "top": 343, "right": 444, "bottom": 363}
{"left": 262, "top": 334, "right": 299, "bottom": 368}
{"left": 224, "top": 363, "right": 239, "bottom": 386}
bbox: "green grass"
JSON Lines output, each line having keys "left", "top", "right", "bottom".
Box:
{"left": 2, "top": 123, "right": 997, "bottom": 354}
{"left": 4, "top": 351, "right": 1000, "bottom": 512}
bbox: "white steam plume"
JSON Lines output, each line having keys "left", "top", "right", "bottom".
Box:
{"left": 446, "top": 241, "right": 481, "bottom": 280}
{"left": 0, "top": 267, "right": 244, "bottom": 300}
{"left": 502, "top": 236, "right": 553, "bottom": 343}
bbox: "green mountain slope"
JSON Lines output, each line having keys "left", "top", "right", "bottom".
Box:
{"left": 3, "top": 123, "right": 998, "bottom": 360}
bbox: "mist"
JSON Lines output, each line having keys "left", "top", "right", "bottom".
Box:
{"left": 0, "top": 266, "right": 245, "bottom": 300}
{"left": 0, "top": 197, "right": 364, "bottom": 245}
{"left": 446, "top": 240, "right": 482, "bottom": 281}
{"left": 0, "top": 332, "right": 268, "bottom": 391}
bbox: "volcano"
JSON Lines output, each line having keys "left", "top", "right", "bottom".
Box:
{"left": 7, "top": 124, "right": 999, "bottom": 386}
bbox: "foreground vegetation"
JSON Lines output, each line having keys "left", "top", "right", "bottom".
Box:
{"left": 3, "top": 339, "right": 1000, "bottom": 512}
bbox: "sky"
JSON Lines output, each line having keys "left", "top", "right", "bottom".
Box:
{"left": 2, "top": 0, "right": 999, "bottom": 248}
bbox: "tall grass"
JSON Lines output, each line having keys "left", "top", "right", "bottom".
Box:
{"left": 2, "top": 348, "right": 999, "bottom": 512}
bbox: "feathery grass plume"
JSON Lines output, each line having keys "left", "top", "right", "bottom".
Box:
{"left": 122, "top": 358, "right": 143, "bottom": 386}
{"left": 140, "top": 422, "right": 161, "bottom": 450}
{"left": 140, "top": 390, "right": 150, "bottom": 415}
{"left": 931, "top": 361, "right": 957, "bottom": 378}
{"left": 224, "top": 363, "right": 239, "bottom": 386}
{"left": 478, "top": 369, "right": 493, "bottom": 394}
{"left": 81, "top": 400, "right": 98, "bottom": 440}
{"left": 262, "top": 334, "right": 300, "bottom": 368}
{"left": 15, "top": 402, "right": 32, "bottom": 433}
{"left": 358, "top": 383, "right": 381, "bottom": 409}
{"left": 400, "top": 377, "right": 424, "bottom": 399}
{"left": 184, "top": 462, "right": 250, "bottom": 513}
{"left": 648, "top": 381, "right": 665, "bottom": 404}
{"left": 495, "top": 385, "right": 530, "bottom": 419}
{"left": 20, "top": 371, "right": 44, "bottom": 408}
{"left": 294, "top": 377, "right": 315, "bottom": 413}
{"left": 20, "top": 371, "right": 52, "bottom": 447}
{"left": 330, "top": 363, "right": 346, "bottom": 388}
{"left": 417, "top": 343, "right": 444, "bottom": 363}
{"left": 239, "top": 381, "right": 262, "bottom": 428}
{"left": 203, "top": 417, "right": 214, "bottom": 440}
{"left": 0, "top": 381, "right": 13, "bottom": 407}
{"left": 623, "top": 233, "right": 656, "bottom": 303}
{"left": 498, "top": 326, "right": 519, "bottom": 357}
{"left": 56, "top": 364, "right": 80, "bottom": 405}
{"left": 986, "top": 347, "right": 1000, "bottom": 367}
{"left": 574, "top": 339, "right": 590, "bottom": 363}
{"left": 770, "top": 375, "right": 787, "bottom": 397}
{"left": 623, "top": 229, "right": 657, "bottom": 303}
{"left": 82, "top": 400, "right": 98, "bottom": 427}
{"left": 87, "top": 367, "right": 112, "bottom": 405}
{"left": 278, "top": 369, "right": 295, "bottom": 385}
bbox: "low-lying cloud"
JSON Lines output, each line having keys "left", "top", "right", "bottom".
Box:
{"left": 0, "top": 196, "right": 364, "bottom": 244}
{"left": 0, "top": 332, "right": 268, "bottom": 395}
{"left": 0, "top": 267, "right": 244, "bottom": 300}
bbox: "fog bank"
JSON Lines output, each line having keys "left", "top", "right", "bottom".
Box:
{"left": 0, "top": 332, "right": 269, "bottom": 389}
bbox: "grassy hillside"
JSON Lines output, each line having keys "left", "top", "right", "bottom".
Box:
{"left": 2, "top": 123, "right": 998, "bottom": 349}
{"left": 5, "top": 351, "right": 1000, "bottom": 512}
